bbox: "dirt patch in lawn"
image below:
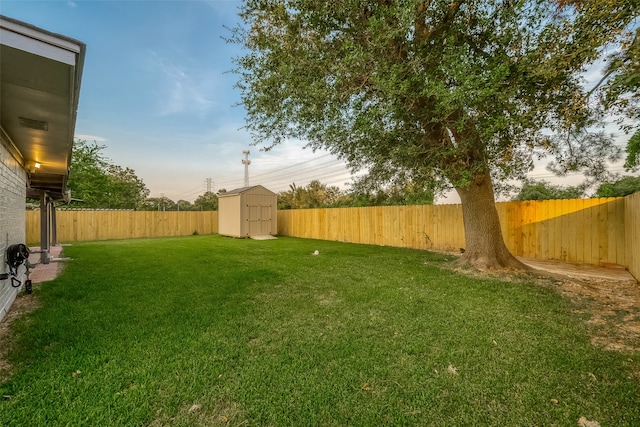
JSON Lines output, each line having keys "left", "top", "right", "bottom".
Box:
{"left": 551, "top": 275, "right": 640, "bottom": 353}
{"left": 517, "top": 258, "right": 640, "bottom": 354}
{"left": 442, "top": 252, "right": 640, "bottom": 355}
{"left": 452, "top": 256, "right": 640, "bottom": 354}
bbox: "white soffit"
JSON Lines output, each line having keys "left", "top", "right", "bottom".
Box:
{"left": 1, "top": 15, "right": 85, "bottom": 196}
{"left": 0, "top": 24, "right": 79, "bottom": 65}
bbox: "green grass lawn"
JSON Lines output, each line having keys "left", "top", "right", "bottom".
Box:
{"left": 1, "top": 235, "right": 639, "bottom": 426}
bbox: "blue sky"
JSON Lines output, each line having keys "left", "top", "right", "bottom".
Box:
{"left": 2, "top": 0, "right": 354, "bottom": 202}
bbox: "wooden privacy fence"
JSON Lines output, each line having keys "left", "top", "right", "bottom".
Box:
{"left": 277, "top": 195, "right": 639, "bottom": 281}
{"left": 277, "top": 198, "right": 626, "bottom": 265}
{"left": 25, "top": 194, "right": 639, "bottom": 280}
{"left": 26, "top": 210, "right": 218, "bottom": 243}
{"left": 626, "top": 192, "right": 640, "bottom": 281}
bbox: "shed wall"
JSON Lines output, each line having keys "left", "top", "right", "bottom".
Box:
{"left": 218, "top": 195, "right": 242, "bottom": 237}
{"left": 218, "top": 186, "right": 277, "bottom": 237}
{"left": 0, "top": 138, "right": 27, "bottom": 322}
{"left": 240, "top": 192, "right": 277, "bottom": 236}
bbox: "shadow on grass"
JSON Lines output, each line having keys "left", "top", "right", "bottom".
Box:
{"left": 1, "top": 235, "right": 639, "bottom": 426}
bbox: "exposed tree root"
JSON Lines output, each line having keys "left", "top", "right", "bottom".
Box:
{"left": 455, "top": 251, "right": 528, "bottom": 272}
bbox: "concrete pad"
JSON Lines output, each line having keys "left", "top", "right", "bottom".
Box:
{"left": 28, "top": 246, "right": 68, "bottom": 284}
{"left": 249, "top": 235, "right": 278, "bottom": 240}
{"left": 519, "top": 257, "right": 637, "bottom": 284}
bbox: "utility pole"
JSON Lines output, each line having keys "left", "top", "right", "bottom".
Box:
{"left": 205, "top": 178, "right": 213, "bottom": 193}
{"left": 160, "top": 193, "right": 165, "bottom": 212}
{"left": 242, "top": 150, "right": 251, "bottom": 187}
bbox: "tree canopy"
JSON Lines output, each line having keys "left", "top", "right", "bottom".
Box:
{"left": 193, "top": 191, "right": 219, "bottom": 211}
{"left": 277, "top": 179, "right": 434, "bottom": 209}
{"left": 277, "top": 180, "right": 343, "bottom": 209}
{"left": 67, "top": 140, "right": 149, "bottom": 209}
{"left": 599, "top": 25, "right": 640, "bottom": 170}
{"left": 596, "top": 175, "right": 640, "bottom": 197}
{"left": 515, "top": 179, "right": 584, "bottom": 201}
{"left": 626, "top": 132, "right": 640, "bottom": 170}
{"left": 233, "top": 0, "right": 637, "bottom": 269}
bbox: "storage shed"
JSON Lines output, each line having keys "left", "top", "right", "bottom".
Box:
{"left": 218, "top": 185, "right": 277, "bottom": 238}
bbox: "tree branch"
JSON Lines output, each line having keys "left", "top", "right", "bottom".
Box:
{"left": 415, "top": 1, "right": 466, "bottom": 43}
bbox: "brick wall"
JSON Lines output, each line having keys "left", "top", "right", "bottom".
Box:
{"left": 0, "top": 138, "right": 27, "bottom": 322}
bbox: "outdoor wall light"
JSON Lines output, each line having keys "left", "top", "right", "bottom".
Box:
{"left": 29, "top": 161, "right": 41, "bottom": 173}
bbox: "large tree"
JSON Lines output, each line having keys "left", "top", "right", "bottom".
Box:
{"left": 68, "top": 140, "right": 149, "bottom": 209}
{"left": 599, "top": 26, "right": 640, "bottom": 170}
{"left": 104, "top": 165, "right": 149, "bottom": 210}
{"left": 193, "top": 191, "right": 219, "bottom": 211}
{"left": 233, "top": 0, "right": 637, "bottom": 269}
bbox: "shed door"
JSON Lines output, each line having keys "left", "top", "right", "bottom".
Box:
{"left": 248, "top": 205, "right": 272, "bottom": 235}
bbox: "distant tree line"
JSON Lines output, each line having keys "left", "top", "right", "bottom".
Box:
{"left": 141, "top": 191, "right": 225, "bottom": 212}
{"left": 276, "top": 179, "right": 434, "bottom": 209}
{"left": 62, "top": 140, "right": 638, "bottom": 210}
{"left": 515, "top": 176, "right": 640, "bottom": 201}
{"left": 103, "top": 178, "right": 435, "bottom": 211}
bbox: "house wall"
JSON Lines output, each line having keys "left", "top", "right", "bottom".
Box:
{"left": 0, "top": 137, "right": 27, "bottom": 322}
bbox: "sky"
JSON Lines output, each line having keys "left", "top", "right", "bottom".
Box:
{"left": 2, "top": 0, "right": 359, "bottom": 202}
{"left": 1, "top": 1, "right": 633, "bottom": 203}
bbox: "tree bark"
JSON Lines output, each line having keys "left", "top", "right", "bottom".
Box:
{"left": 455, "top": 171, "right": 527, "bottom": 270}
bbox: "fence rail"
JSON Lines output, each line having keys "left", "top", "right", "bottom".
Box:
{"left": 26, "top": 210, "right": 218, "bottom": 243}
{"left": 277, "top": 196, "right": 637, "bottom": 281}
{"left": 25, "top": 195, "right": 639, "bottom": 281}
{"left": 277, "top": 198, "right": 628, "bottom": 266}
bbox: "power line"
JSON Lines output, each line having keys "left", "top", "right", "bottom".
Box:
{"left": 249, "top": 153, "right": 334, "bottom": 179}
{"left": 247, "top": 158, "right": 346, "bottom": 181}
{"left": 214, "top": 164, "right": 352, "bottom": 192}
{"left": 213, "top": 155, "right": 347, "bottom": 189}
{"left": 260, "top": 162, "right": 348, "bottom": 183}
{"left": 260, "top": 166, "right": 355, "bottom": 190}
{"left": 172, "top": 183, "right": 206, "bottom": 199}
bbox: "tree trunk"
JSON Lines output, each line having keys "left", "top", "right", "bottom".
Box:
{"left": 455, "top": 171, "right": 526, "bottom": 270}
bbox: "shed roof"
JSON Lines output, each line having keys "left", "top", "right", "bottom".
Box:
{"left": 218, "top": 185, "right": 277, "bottom": 197}
{"left": 1, "top": 15, "right": 85, "bottom": 199}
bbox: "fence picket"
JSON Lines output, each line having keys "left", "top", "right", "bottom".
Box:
{"left": 25, "top": 196, "right": 638, "bottom": 281}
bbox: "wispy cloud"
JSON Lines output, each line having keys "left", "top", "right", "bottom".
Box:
{"left": 163, "top": 80, "right": 215, "bottom": 117}
{"left": 147, "top": 50, "right": 216, "bottom": 118}
{"left": 66, "top": 1, "right": 77, "bottom": 8}
{"left": 148, "top": 50, "right": 188, "bottom": 81}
